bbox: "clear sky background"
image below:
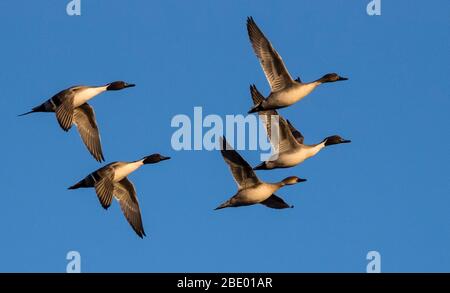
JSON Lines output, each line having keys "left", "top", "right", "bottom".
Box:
{"left": 0, "top": 1, "right": 449, "bottom": 272}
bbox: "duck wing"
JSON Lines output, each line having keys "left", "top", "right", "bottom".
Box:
{"left": 260, "top": 194, "right": 292, "bottom": 209}
{"left": 247, "top": 17, "right": 294, "bottom": 92}
{"left": 220, "top": 136, "right": 260, "bottom": 190}
{"left": 73, "top": 103, "right": 105, "bottom": 162}
{"left": 93, "top": 165, "right": 115, "bottom": 209}
{"left": 114, "top": 177, "right": 145, "bottom": 238}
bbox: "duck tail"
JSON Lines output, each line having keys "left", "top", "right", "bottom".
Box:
{"left": 214, "top": 200, "right": 232, "bottom": 210}
{"left": 248, "top": 102, "right": 264, "bottom": 114}
{"left": 68, "top": 176, "right": 94, "bottom": 190}
{"left": 68, "top": 180, "right": 85, "bottom": 190}
{"left": 18, "top": 103, "right": 46, "bottom": 117}
{"left": 253, "top": 162, "right": 269, "bottom": 170}
{"left": 18, "top": 110, "right": 36, "bottom": 117}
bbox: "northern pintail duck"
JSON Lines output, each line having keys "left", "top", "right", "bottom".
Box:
{"left": 215, "top": 137, "right": 306, "bottom": 210}
{"left": 250, "top": 85, "right": 351, "bottom": 170}
{"left": 19, "top": 81, "right": 135, "bottom": 162}
{"left": 68, "top": 153, "right": 170, "bottom": 238}
{"left": 246, "top": 17, "right": 347, "bottom": 113}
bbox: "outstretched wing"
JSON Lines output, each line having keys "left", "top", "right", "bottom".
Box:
{"left": 73, "top": 103, "right": 105, "bottom": 162}
{"left": 220, "top": 137, "right": 260, "bottom": 190}
{"left": 114, "top": 177, "right": 145, "bottom": 238}
{"left": 247, "top": 17, "right": 294, "bottom": 92}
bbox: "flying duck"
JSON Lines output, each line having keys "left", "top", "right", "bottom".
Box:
{"left": 250, "top": 85, "right": 351, "bottom": 170}
{"left": 246, "top": 17, "right": 347, "bottom": 113}
{"left": 68, "top": 153, "right": 170, "bottom": 238}
{"left": 215, "top": 137, "right": 306, "bottom": 210}
{"left": 19, "top": 81, "right": 135, "bottom": 162}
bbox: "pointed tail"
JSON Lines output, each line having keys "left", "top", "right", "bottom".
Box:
{"left": 18, "top": 110, "right": 36, "bottom": 117}
{"left": 68, "top": 181, "right": 84, "bottom": 190}
{"left": 68, "top": 176, "right": 93, "bottom": 190}
{"left": 214, "top": 200, "right": 232, "bottom": 210}
{"left": 18, "top": 103, "right": 46, "bottom": 117}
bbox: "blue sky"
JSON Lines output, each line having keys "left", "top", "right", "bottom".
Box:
{"left": 0, "top": 0, "right": 449, "bottom": 272}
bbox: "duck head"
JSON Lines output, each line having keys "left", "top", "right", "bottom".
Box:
{"left": 323, "top": 135, "right": 351, "bottom": 146}
{"left": 317, "top": 73, "right": 348, "bottom": 83}
{"left": 281, "top": 176, "right": 307, "bottom": 186}
{"left": 106, "top": 81, "right": 136, "bottom": 91}
{"left": 142, "top": 153, "right": 171, "bottom": 164}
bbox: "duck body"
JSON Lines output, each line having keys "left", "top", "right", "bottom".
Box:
{"left": 22, "top": 82, "right": 134, "bottom": 116}
{"left": 261, "top": 81, "right": 320, "bottom": 111}
{"left": 113, "top": 161, "right": 144, "bottom": 182}
{"left": 68, "top": 161, "right": 133, "bottom": 189}
{"left": 264, "top": 142, "right": 326, "bottom": 169}
{"left": 72, "top": 86, "right": 108, "bottom": 107}
{"left": 23, "top": 85, "right": 110, "bottom": 114}
{"left": 230, "top": 182, "right": 282, "bottom": 206}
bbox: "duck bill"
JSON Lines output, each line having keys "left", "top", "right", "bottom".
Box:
{"left": 160, "top": 156, "right": 171, "bottom": 161}
{"left": 124, "top": 83, "right": 136, "bottom": 88}
{"left": 337, "top": 76, "right": 348, "bottom": 81}
{"left": 297, "top": 178, "right": 307, "bottom": 183}
{"left": 341, "top": 139, "right": 351, "bottom": 144}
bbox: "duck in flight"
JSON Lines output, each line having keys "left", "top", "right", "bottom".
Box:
{"left": 68, "top": 153, "right": 170, "bottom": 238}
{"left": 19, "top": 81, "right": 135, "bottom": 162}
{"left": 250, "top": 85, "right": 351, "bottom": 170}
{"left": 246, "top": 17, "right": 348, "bottom": 113}
{"left": 215, "top": 137, "right": 306, "bottom": 210}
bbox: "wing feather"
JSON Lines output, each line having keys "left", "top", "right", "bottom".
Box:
{"left": 247, "top": 17, "right": 294, "bottom": 92}
{"left": 73, "top": 103, "right": 104, "bottom": 162}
